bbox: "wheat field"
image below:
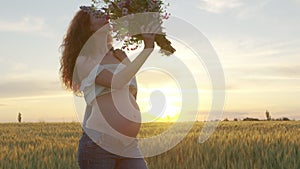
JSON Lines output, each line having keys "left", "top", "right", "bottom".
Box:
{"left": 0, "top": 121, "right": 299, "bottom": 169}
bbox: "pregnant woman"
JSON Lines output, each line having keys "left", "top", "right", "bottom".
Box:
{"left": 59, "top": 6, "right": 156, "bottom": 169}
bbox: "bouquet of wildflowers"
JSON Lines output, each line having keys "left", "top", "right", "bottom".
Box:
{"left": 91, "top": 0, "right": 176, "bottom": 56}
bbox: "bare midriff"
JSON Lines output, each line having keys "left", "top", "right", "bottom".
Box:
{"left": 95, "top": 87, "right": 141, "bottom": 137}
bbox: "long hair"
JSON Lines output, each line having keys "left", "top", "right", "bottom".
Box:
{"left": 59, "top": 10, "right": 93, "bottom": 93}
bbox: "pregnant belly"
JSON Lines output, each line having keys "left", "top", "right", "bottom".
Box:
{"left": 96, "top": 88, "right": 141, "bottom": 137}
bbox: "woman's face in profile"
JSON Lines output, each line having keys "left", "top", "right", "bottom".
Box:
{"left": 89, "top": 14, "right": 108, "bottom": 32}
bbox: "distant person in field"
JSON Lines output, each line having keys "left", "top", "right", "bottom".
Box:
{"left": 59, "top": 6, "right": 157, "bottom": 169}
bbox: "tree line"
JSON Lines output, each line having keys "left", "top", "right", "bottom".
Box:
{"left": 223, "top": 110, "right": 292, "bottom": 121}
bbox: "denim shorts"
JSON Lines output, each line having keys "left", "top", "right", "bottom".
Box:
{"left": 78, "top": 132, "right": 148, "bottom": 169}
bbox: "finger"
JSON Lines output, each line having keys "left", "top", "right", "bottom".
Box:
{"left": 115, "top": 49, "right": 124, "bottom": 54}
{"left": 115, "top": 53, "right": 123, "bottom": 60}
{"left": 115, "top": 50, "right": 126, "bottom": 59}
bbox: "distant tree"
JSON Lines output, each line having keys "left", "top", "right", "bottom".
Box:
{"left": 233, "top": 118, "right": 238, "bottom": 121}
{"left": 278, "top": 117, "right": 290, "bottom": 121}
{"left": 223, "top": 118, "right": 229, "bottom": 121}
{"left": 281, "top": 117, "right": 290, "bottom": 121}
{"left": 18, "top": 112, "right": 22, "bottom": 123}
{"left": 266, "top": 110, "right": 271, "bottom": 121}
{"left": 243, "top": 117, "right": 260, "bottom": 121}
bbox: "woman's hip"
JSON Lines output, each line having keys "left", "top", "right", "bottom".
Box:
{"left": 78, "top": 132, "right": 145, "bottom": 160}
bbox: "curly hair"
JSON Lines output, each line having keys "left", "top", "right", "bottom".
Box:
{"left": 59, "top": 10, "right": 93, "bottom": 93}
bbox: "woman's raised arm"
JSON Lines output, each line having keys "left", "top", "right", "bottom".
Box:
{"left": 95, "top": 33, "right": 155, "bottom": 89}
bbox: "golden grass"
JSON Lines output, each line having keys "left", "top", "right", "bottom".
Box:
{"left": 0, "top": 121, "right": 299, "bottom": 169}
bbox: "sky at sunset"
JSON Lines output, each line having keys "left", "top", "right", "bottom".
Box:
{"left": 0, "top": 0, "right": 299, "bottom": 122}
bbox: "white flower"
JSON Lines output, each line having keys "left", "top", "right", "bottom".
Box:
{"left": 122, "top": 8, "right": 128, "bottom": 15}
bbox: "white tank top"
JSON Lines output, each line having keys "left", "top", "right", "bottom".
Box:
{"left": 79, "top": 63, "right": 137, "bottom": 105}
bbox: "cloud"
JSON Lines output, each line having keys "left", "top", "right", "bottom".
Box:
{"left": 224, "top": 63, "right": 300, "bottom": 88}
{"left": 0, "top": 16, "right": 57, "bottom": 38}
{"left": 0, "top": 79, "right": 65, "bottom": 99}
{"left": 234, "top": 0, "right": 273, "bottom": 19}
{"left": 293, "top": 0, "right": 300, "bottom": 5}
{"left": 11, "top": 63, "right": 29, "bottom": 72}
{"left": 221, "top": 111, "right": 251, "bottom": 119}
{"left": 268, "top": 65, "right": 300, "bottom": 78}
{"left": 197, "top": 0, "right": 243, "bottom": 13}
{"left": 197, "top": 0, "right": 273, "bottom": 19}
{"left": 212, "top": 36, "right": 300, "bottom": 63}
{"left": 209, "top": 35, "right": 300, "bottom": 91}
{"left": 239, "top": 65, "right": 300, "bottom": 81}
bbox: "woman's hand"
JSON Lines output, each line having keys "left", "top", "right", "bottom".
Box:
{"left": 140, "top": 22, "right": 160, "bottom": 49}
{"left": 142, "top": 33, "right": 155, "bottom": 49}
{"left": 95, "top": 23, "right": 158, "bottom": 89}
